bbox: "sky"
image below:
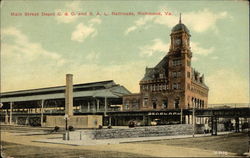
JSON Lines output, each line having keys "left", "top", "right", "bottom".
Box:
{"left": 1, "top": 0, "right": 249, "bottom": 104}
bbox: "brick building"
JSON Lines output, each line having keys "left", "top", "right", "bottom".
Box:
{"left": 123, "top": 16, "right": 209, "bottom": 111}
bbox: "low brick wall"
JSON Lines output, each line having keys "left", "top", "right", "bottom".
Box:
{"left": 68, "top": 124, "right": 193, "bottom": 140}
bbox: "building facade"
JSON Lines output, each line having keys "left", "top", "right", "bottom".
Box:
{"left": 123, "top": 17, "right": 209, "bottom": 111}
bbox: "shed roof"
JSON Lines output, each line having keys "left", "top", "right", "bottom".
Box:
{"left": 0, "top": 80, "right": 131, "bottom": 103}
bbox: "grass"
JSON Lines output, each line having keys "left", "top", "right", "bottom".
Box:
{"left": 137, "top": 132, "right": 249, "bottom": 156}
{"left": 1, "top": 141, "right": 147, "bottom": 158}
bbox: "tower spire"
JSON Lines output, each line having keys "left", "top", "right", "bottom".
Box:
{"left": 179, "top": 13, "right": 182, "bottom": 24}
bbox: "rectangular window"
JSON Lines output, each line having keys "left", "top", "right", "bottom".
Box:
{"left": 187, "top": 60, "right": 191, "bottom": 67}
{"left": 173, "top": 83, "right": 181, "bottom": 90}
{"left": 173, "top": 83, "right": 177, "bottom": 90}
{"left": 187, "top": 72, "right": 190, "bottom": 78}
{"left": 173, "top": 59, "right": 182, "bottom": 66}
{"left": 172, "top": 72, "right": 177, "bottom": 78}
{"left": 177, "top": 71, "right": 181, "bottom": 77}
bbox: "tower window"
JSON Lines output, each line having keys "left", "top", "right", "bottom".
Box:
{"left": 177, "top": 83, "right": 181, "bottom": 90}
{"left": 173, "top": 83, "right": 177, "bottom": 89}
{"left": 172, "top": 71, "right": 181, "bottom": 78}
{"left": 172, "top": 72, "right": 177, "bottom": 78}
{"left": 173, "top": 59, "right": 182, "bottom": 66}
{"left": 187, "top": 72, "right": 190, "bottom": 78}
{"left": 187, "top": 61, "right": 191, "bottom": 67}
{"left": 177, "top": 71, "right": 181, "bottom": 77}
{"left": 173, "top": 83, "right": 181, "bottom": 90}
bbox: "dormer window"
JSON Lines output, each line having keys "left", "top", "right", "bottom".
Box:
{"left": 159, "top": 73, "right": 164, "bottom": 78}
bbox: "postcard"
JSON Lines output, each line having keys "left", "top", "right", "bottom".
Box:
{"left": 1, "top": 0, "right": 249, "bottom": 157}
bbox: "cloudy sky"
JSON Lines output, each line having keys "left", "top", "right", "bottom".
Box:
{"left": 1, "top": 0, "right": 249, "bottom": 104}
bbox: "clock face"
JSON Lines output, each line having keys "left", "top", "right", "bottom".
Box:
{"left": 175, "top": 39, "right": 181, "bottom": 45}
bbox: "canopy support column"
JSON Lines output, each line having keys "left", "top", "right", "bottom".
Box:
{"left": 97, "top": 99, "right": 100, "bottom": 112}
{"left": 10, "top": 102, "right": 13, "bottom": 125}
{"left": 40, "top": 100, "right": 44, "bottom": 126}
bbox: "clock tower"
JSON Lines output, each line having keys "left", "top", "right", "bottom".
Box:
{"left": 167, "top": 14, "right": 192, "bottom": 109}
{"left": 124, "top": 13, "right": 208, "bottom": 113}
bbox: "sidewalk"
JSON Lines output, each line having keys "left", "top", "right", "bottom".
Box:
{"left": 34, "top": 131, "right": 232, "bottom": 146}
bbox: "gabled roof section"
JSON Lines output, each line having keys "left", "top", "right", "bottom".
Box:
{"left": 191, "top": 68, "right": 209, "bottom": 88}
{"left": 1, "top": 80, "right": 115, "bottom": 96}
{"left": 141, "top": 55, "right": 168, "bottom": 82}
{"left": 155, "top": 55, "right": 168, "bottom": 69}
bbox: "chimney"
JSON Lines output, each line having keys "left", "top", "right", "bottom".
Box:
{"left": 65, "top": 74, "right": 73, "bottom": 116}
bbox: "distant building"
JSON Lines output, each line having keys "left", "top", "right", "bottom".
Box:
{"left": 123, "top": 16, "right": 209, "bottom": 111}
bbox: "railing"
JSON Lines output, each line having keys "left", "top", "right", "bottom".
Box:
{"left": 207, "top": 103, "right": 250, "bottom": 109}
{"left": 77, "top": 108, "right": 121, "bottom": 113}
{"left": 0, "top": 103, "right": 249, "bottom": 115}
{"left": 0, "top": 108, "right": 122, "bottom": 115}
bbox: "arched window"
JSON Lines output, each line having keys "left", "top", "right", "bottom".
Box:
{"left": 162, "top": 99, "right": 168, "bottom": 109}
{"left": 153, "top": 102, "right": 157, "bottom": 109}
{"left": 143, "top": 97, "right": 148, "bottom": 107}
{"left": 174, "top": 97, "right": 180, "bottom": 109}
{"left": 152, "top": 97, "right": 157, "bottom": 109}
